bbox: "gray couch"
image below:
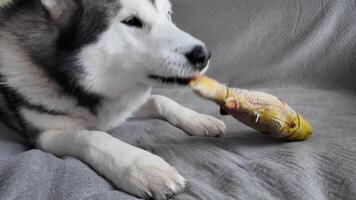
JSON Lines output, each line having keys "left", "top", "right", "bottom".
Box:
{"left": 1, "top": 0, "right": 355, "bottom": 199}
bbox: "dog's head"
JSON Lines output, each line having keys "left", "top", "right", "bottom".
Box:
{"left": 42, "top": 0, "right": 210, "bottom": 97}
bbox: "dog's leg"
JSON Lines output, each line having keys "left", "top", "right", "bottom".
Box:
{"left": 135, "top": 95, "right": 225, "bottom": 137}
{"left": 38, "top": 130, "right": 185, "bottom": 200}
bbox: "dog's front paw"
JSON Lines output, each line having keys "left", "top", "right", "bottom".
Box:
{"left": 170, "top": 111, "right": 226, "bottom": 137}
{"left": 121, "top": 154, "right": 185, "bottom": 200}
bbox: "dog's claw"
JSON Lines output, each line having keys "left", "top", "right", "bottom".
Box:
{"left": 164, "top": 192, "right": 175, "bottom": 199}
{"left": 120, "top": 154, "right": 185, "bottom": 200}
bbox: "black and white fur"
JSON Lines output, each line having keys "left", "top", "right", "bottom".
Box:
{"left": 0, "top": 0, "right": 225, "bottom": 199}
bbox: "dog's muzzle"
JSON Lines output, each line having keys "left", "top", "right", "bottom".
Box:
{"left": 148, "top": 45, "right": 211, "bottom": 85}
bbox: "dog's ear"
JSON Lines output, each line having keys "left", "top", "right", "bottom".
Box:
{"left": 41, "top": 0, "right": 79, "bottom": 30}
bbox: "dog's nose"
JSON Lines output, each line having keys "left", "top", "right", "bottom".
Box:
{"left": 185, "top": 45, "right": 211, "bottom": 70}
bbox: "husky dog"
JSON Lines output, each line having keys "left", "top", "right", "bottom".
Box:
{"left": 0, "top": 0, "right": 225, "bottom": 199}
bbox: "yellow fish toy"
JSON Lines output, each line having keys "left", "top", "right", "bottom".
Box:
{"left": 189, "top": 75, "right": 312, "bottom": 141}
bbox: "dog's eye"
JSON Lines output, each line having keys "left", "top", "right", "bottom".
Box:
{"left": 167, "top": 12, "right": 172, "bottom": 21}
{"left": 122, "top": 17, "right": 143, "bottom": 28}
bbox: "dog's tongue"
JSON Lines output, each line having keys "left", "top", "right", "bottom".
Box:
{"left": 189, "top": 75, "right": 228, "bottom": 103}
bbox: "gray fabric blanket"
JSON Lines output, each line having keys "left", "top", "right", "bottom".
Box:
{"left": 1, "top": 0, "right": 356, "bottom": 199}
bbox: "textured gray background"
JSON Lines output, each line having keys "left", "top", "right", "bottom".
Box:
{"left": 1, "top": 0, "right": 356, "bottom": 199}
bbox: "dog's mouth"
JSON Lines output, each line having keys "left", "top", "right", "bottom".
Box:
{"left": 148, "top": 75, "right": 193, "bottom": 85}
{"left": 147, "top": 61, "right": 210, "bottom": 85}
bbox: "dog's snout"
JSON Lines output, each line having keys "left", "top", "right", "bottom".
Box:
{"left": 185, "top": 45, "right": 211, "bottom": 70}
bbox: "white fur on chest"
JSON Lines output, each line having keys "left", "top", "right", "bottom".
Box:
{"left": 96, "top": 84, "right": 152, "bottom": 131}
